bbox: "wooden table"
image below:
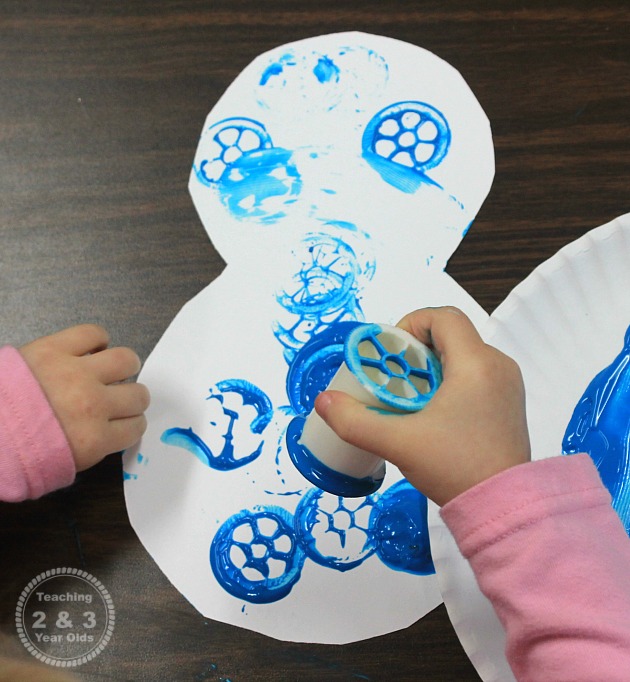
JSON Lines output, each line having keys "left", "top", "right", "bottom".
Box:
{"left": 1, "top": 2, "right": 628, "bottom": 680}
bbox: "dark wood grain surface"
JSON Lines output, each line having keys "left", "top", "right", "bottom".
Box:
{"left": 0, "top": 2, "right": 628, "bottom": 680}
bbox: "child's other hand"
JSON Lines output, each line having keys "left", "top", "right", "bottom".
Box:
{"left": 19, "top": 324, "right": 150, "bottom": 471}
{"left": 314, "top": 307, "right": 531, "bottom": 506}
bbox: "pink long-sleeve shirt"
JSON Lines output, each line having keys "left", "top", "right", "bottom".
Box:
{"left": 441, "top": 453, "right": 630, "bottom": 681}
{"left": 1, "top": 343, "right": 629, "bottom": 679}
{"left": 0, "top": 345, "right": 75, "bottom": 501}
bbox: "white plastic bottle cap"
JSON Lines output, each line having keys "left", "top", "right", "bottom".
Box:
{"left": 288, "top": 322, "right": 442, "bottom": 497}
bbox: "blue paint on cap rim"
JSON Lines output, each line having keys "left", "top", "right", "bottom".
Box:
{"left": 286, "top": 416, "right": 385, "bottom": 497}
{"left": 344, "top": 323, "right": 442, "bottom": 412}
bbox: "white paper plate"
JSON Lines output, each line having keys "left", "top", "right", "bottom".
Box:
{"left": 429, "top": 212, "right": 630, "bottom": 681}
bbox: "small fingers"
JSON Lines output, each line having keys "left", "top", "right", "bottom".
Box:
{"left": 107, "top": 415, "right": 148, "bottom": 455}
{"left": 397, "top": 307, "right": 484, "bottom": 366}
{"left": 49, "top": 324, "right": 111, "bottom": 356}
{"left": 106, "top": 382, "right": 151, "bottom": 420}
{"left": 88, "top": 347, "right": 142, "bottom": 384}
{"left": 314, "top": 390, "right": 415, "bottom": 468}
{"left": 74, "top": 415, "right": 148, "bottom": 471}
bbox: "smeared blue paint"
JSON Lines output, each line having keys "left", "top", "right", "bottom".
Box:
{"left": 285, "top": 321, "right": 362, "bottom": 415}
{"left": 562, "top": 324, "right": 630, "bottom": 534}
{"left": 286, "top": 415, "right": 385, "bottom": 497}
{"left": 295, "top": 488, "right": 376, "bottom": 571}
{"left": 210, "top": 507, "right": 305, "bottom": 603}
{"left": 362, "top": 101, "right": 450, "bottom": 193}
{"left": 122, "top": 471, "right": 138, "bottom": 481}
{"left": 370, "top": 480, "right": 435, "bottom": 575}
{"left": 462, "top": 219, "right": 474, "bottom": 238}
{"left": 258, "top": 53, "right": 298, "bottom": 86}
{"left": 274, "top": 233, "right": 371, "bottom": 363}
{"left": 278, "top": 237, "right": 360, "bottom": 315}
{"left": 260, "top": 62, "right": 284, "bottom": 86}
{"left": 161, "top": 379, "right": 273, "bottom": 471}
{"left": 313, "top": 56, "right": 340, "bottom": 84}
{"left": 218, "top": 147, "right": 302, "bottom": 223}
{"left": 213, "top": 379, "right": 273, "bottom": 434}
{"left": 322, "top": 219, "right": 359, "bottom": 233}
{"left": 344, "top": 323, "right": 442, "bottom": 412}
{"left": 449, "top": 194, "right": 465, "bottom": 210}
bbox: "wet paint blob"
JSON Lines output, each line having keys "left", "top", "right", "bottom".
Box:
{"left": 370, "top": 480, "right": 435, "bottom": 575}
{"left": 562, "top": 324, "right": 630, "bottom": 534}
{"left": 313, "top": 56, "right": 341, "bottom": 84}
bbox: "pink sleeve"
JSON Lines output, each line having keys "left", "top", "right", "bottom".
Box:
{"left": 0, "top": 345, "right": 76, "bottom": 502}
{"left": 441, "top": 453, "right": 630, "bottom": 682}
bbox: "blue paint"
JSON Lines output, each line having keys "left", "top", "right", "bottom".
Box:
{"left": 286, "top": 415, "right": 385, "bottom": 497}
{"left": 274, "top": 233, "right": 369, "bottom": 363}
{"left": 161, "top": 379, "right": 273, "bottom": 471}
{"left": 260, "top": 62, "right": 284, "bottom": 86}
{"left": 213, "top": 379, "right": 273, "bottom": 434}
{"left": 209, "top": 480, "right": 434, "bottom": 603}
{"left": 258, "top": 53, "right": 298, "bottom": 86}
{"left": 194, "top": 117, "right": 272, "bottom": 186}
{"left": 123, "top": 452, "right": 148, "bottom": 480}
{"left": 449, "top": 194, "right": 465, "bottom": 210}
{"left": 278, "top": 237, "right": 360, "bottom": 315}
{"left": 362, "top": 101, "right": 451, "bottom": 192}
{"left": 263, "top": 489, "right": 303, "bottom": 497}
{"left": 209, "top": 507, "right": 305, "bottom": 603}
{"left": 370, "top": 480, "right": 435, "bottom": 575}
{"left": 313, "top": 56, "right": 340, "bottom": 84}
{"left": 344, "top": 323, "right": 442, "bottom": 412}
{"left": 562, "top": 325, "right": 630, "bottom": 534}
{"left": 286, "top": 323, "right": 440, "bottom": 495}
{"left": 218, "top": 147, "right": 302, "bottom": 223}
{"left": 161, "top": 427, "right": 264, "bottom": 471}
{"left": 285, "top": 321, "right": 362, "bottom": 415}
{"left": 321, "top": 219, "right": 359, "bottom": 233}
{"left": 294, "top": 488, "right": 377, "bottom": 571}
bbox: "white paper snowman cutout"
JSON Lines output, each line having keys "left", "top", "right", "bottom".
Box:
{"left": 123, "top": 31, "right": 494, "bottom": 644}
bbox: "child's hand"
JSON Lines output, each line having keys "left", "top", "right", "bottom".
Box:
{"left": 19, "top": 324, "right": 150, "bottom": 471}
{"left": 314, "top": 307, "right": 531, "bottom": 506}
